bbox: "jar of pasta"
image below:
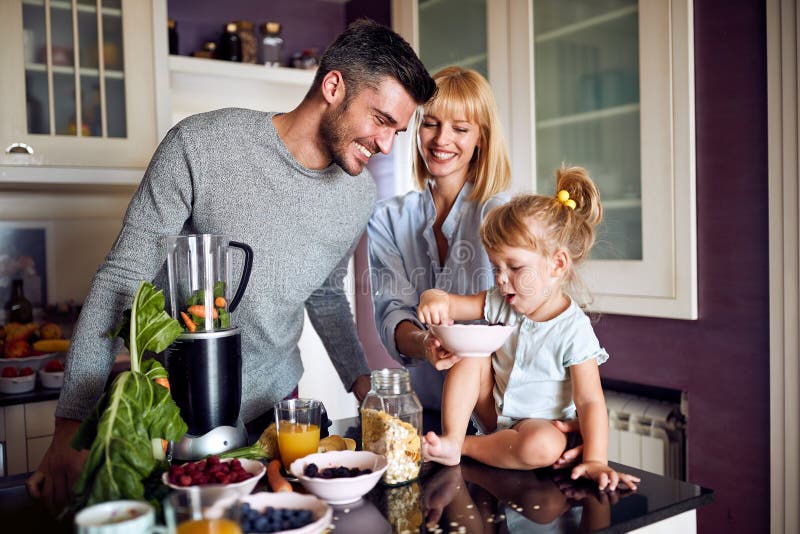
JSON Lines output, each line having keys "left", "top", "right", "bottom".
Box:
{"left": 360, "top": 368, "right": 422, "bottom": 486}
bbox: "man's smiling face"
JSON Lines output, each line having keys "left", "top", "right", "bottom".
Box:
{"left": 320, "top": 77, "right": 418, "bottom": 176}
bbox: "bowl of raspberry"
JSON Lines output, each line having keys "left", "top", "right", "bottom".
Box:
{"left": 163, "top": 456, "right": 266, "bottom": 500}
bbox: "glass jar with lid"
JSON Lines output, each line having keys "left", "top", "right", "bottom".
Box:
{"left": 360, "top": 368, "right": 422, "bottom": 486}
{"left": 235, "top": 20, "right": 258, "bottom": 64}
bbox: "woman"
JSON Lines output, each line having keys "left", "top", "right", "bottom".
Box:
{"left": 368, "top": 66, "right": 511, "bottom": 409}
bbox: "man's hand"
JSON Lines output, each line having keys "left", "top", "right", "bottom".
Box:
{"left": 350, "top": 374, "right": 371, "bottom": 402}
{"left": 26, "top": 417, "right": 88, "bottom": 515}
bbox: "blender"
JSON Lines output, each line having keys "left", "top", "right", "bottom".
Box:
{"left": 162, "top": 234, "right": 253, "bottom": 460}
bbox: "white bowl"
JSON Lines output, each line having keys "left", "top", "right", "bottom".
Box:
{"left": 290, "top": 450, "right": 387, "bottom": 505}
{"left": 39, "top": 368, "right": 64, "bottom": 389}
{"left": 74, "top": 500, "right": 156, "bottom": 533}
{"left": 0, "top": 352, "right": 62, "bottom": 372}
{"left": 239, "top": 491, "right": 332, "bottom": 534}
{"left": 0, "top": 371, "right": 36, "bottom": 394}
{"left": 162, "top": 458, "right": 265, "bottom": 500}
{"left": 429, "top": 323, "right": 515, "bottom": 358}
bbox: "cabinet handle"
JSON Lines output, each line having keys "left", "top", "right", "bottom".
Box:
{"left": 5, "top": 143, "right": 34, "bottom": 155}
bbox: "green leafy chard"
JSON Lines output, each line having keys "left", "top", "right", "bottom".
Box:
{"left": 71, "top": 281, "right": 187, "bottom": 509}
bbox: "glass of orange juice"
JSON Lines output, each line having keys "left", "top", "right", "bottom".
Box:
{"left": 164, "top": 488, "right": 241, "bottom": 534}
{"left": 274, "top": 398, "right": 322, "bottom": 471}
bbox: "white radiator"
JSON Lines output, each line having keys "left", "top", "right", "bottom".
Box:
{"left": 605, "top": 390, "right": 686, "bottom": 480}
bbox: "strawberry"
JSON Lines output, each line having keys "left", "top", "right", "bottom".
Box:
{"left": 44, "top": 360, "right": 65, "bottom": 373}
{"left": 18, "top": 367, "right": 34, "bottom": 376}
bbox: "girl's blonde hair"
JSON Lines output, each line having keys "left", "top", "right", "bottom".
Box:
{"left": 412, "top": 66, "right": 511, "bottom": 204}
{"left": 480, "top": 165, "right": 602, "bottom": 295}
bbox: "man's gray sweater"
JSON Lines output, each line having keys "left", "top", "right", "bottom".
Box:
{"left": 56, "top": 108, "right": 375, "bottom": 423}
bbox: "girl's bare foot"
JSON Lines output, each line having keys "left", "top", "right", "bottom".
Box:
{"left": 422, "top": 431, "right": 462, "bottom": 466}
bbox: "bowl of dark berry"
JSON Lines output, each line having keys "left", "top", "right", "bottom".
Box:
{"left": 290, "top": 450, "right": 387, "bottom": 505}
{"left": 162, "top": 456, "right": 265, "bottom": 500}
{"left": 238, "top": 492, "right": 331, "bottom": 533}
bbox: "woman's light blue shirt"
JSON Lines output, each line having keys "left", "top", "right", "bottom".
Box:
{"left": 368, "top": 182, "right": 508, "bottom": 409}
{"left": 484, "top": 287, "right": 609, "bottom": 421}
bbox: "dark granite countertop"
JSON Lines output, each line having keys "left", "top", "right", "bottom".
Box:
{"left": 0, "top": 383, "right": 61, "bottom": 407}
{"left": 0, "top": 415, "right": 713, "bottom": 533}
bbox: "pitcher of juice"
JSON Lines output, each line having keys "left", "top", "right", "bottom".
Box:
{"left": 274, "top": 398, "right": 322, "bottom": 470}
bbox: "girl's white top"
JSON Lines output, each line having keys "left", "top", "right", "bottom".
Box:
{"left": 484, "top": 287, "right": 609, "bottom": 421}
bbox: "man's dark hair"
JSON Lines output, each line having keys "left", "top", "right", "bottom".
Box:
{"left": 308, "top": 18, "right": 435, "bottom": 105}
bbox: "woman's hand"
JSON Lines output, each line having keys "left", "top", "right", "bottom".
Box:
{"left": 570, "top": 461, "right": 641, "bottom": 491}
{"left": 418, "top": 289, "right": 452, "bottom": 325}
{"left": 422, "top": 331, "right": 462, "bottom": 370}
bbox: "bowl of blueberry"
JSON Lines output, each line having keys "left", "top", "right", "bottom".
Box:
{"left": 238, "top": 492, "right": 331, "bottom": 533}
{"left": 290, "top": 450, "right": 388, "bottom": 505}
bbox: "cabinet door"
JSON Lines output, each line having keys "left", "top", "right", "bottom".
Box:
{"left": 526, "top": 0, "right": 696, "bottom": 319}
{"left": 394, "top": 0, "right": 697, "bottom": 319}
{"left": 0, "top": 0, "right": 156, "bottom": 169}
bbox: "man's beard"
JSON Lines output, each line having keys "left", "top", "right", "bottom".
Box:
{"left": 319, "top": 99, "right": 364, "bottom": 176}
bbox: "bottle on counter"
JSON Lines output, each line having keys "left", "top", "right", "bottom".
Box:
{"left": 360, "top": 368, "right": 422, "bottom": 486}
{"left": 168, "top": 18, "right": 179, "bottom": 55}
{"left": 236, "top": 20, "right": 258, "bottom": 64}
{"left": 219, "top": 22, "right": 242, "bottom": 62}
{"left": 4, "top": 279, "right": 33, "bottom": 323}
{"left": 260, "top": 21, "right": 284, "bottom": 67}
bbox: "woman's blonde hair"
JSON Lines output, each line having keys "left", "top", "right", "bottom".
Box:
{"left": 480, "top": 165, "right": 602, "bottom": 297}
{"left": 412, "top": 66, "right": 511, "bottom": 204}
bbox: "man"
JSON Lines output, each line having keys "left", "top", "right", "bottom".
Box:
{"left": 27, "top": 19, "right": 436, "bottom": 513}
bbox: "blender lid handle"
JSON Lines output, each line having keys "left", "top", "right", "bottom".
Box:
{"left": 228, "top": 241, "right": 254, "bottom": 313}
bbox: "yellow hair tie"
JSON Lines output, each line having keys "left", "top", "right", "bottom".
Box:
{"left": 557, "top": 190, "right": 576, "bottom": 210}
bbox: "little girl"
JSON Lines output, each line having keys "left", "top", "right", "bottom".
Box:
{"left": 418, "top": 165, "right": 640, "bottom": 491}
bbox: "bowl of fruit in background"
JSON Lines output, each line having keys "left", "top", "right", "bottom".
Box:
{"left": 39, "top": 358, "right": 65, "bottom": 389}
{"left": 163, "top": 456, "right": 266, "bottom": 501}
{"left": 238, "top": 492, "right": 332, "bottom": 534}
{"left": 290, "top": 450, "right": 388, "bottom": 505}
{"left": 0, "top": 365, "right": 36, "bottom": 394}
{"left": 1, "top": 321, "right": 70, "bottom": 359}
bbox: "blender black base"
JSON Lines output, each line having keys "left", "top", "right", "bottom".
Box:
{"left": 171, "top": 419, "right": 248, "bottom": 461}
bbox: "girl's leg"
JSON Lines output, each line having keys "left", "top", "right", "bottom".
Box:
{"left": 462, "top": 418, "right": 568, "bottom": 470}
{"left": 423, "top": 357, "right": 489, "bottom": 465}
{"left": 472, "top": 356, "right": 497, "bottom": 433}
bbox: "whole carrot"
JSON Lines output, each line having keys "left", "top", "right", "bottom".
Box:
{"left": 187, "top": 305, "right": 219, "bottom": 319}
{"left": 180, "top": 311, "right": 196, "bottom": 332}
{"left": 267, "top": 459, "right": 292, "bottom": 493}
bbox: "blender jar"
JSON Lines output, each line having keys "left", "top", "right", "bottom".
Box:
{"left": 163, "top": 234, "right": 252, "bottom": 332}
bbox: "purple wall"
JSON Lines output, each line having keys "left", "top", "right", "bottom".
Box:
{"left": 167, "top": 0, "right": 347, "bottom": 66}
{"left": 595, "top": 1, "right": 769, "bottom": 532}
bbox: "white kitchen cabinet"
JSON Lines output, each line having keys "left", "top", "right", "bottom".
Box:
{"left": 0, "top": 0, "right": 158, "bottom": 179}
{"left": 393, "top": 0, "right": 697, "bottom": 319}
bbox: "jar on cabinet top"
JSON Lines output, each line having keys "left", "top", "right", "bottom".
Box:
{"left": 360, "top": 368, "right": 422, "bottom": 486}
{"left": 219, "top": 22, "right": 242, "bottom": 62}
{"left": 235, "top": 20, "right": 258, "bottom": 64}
